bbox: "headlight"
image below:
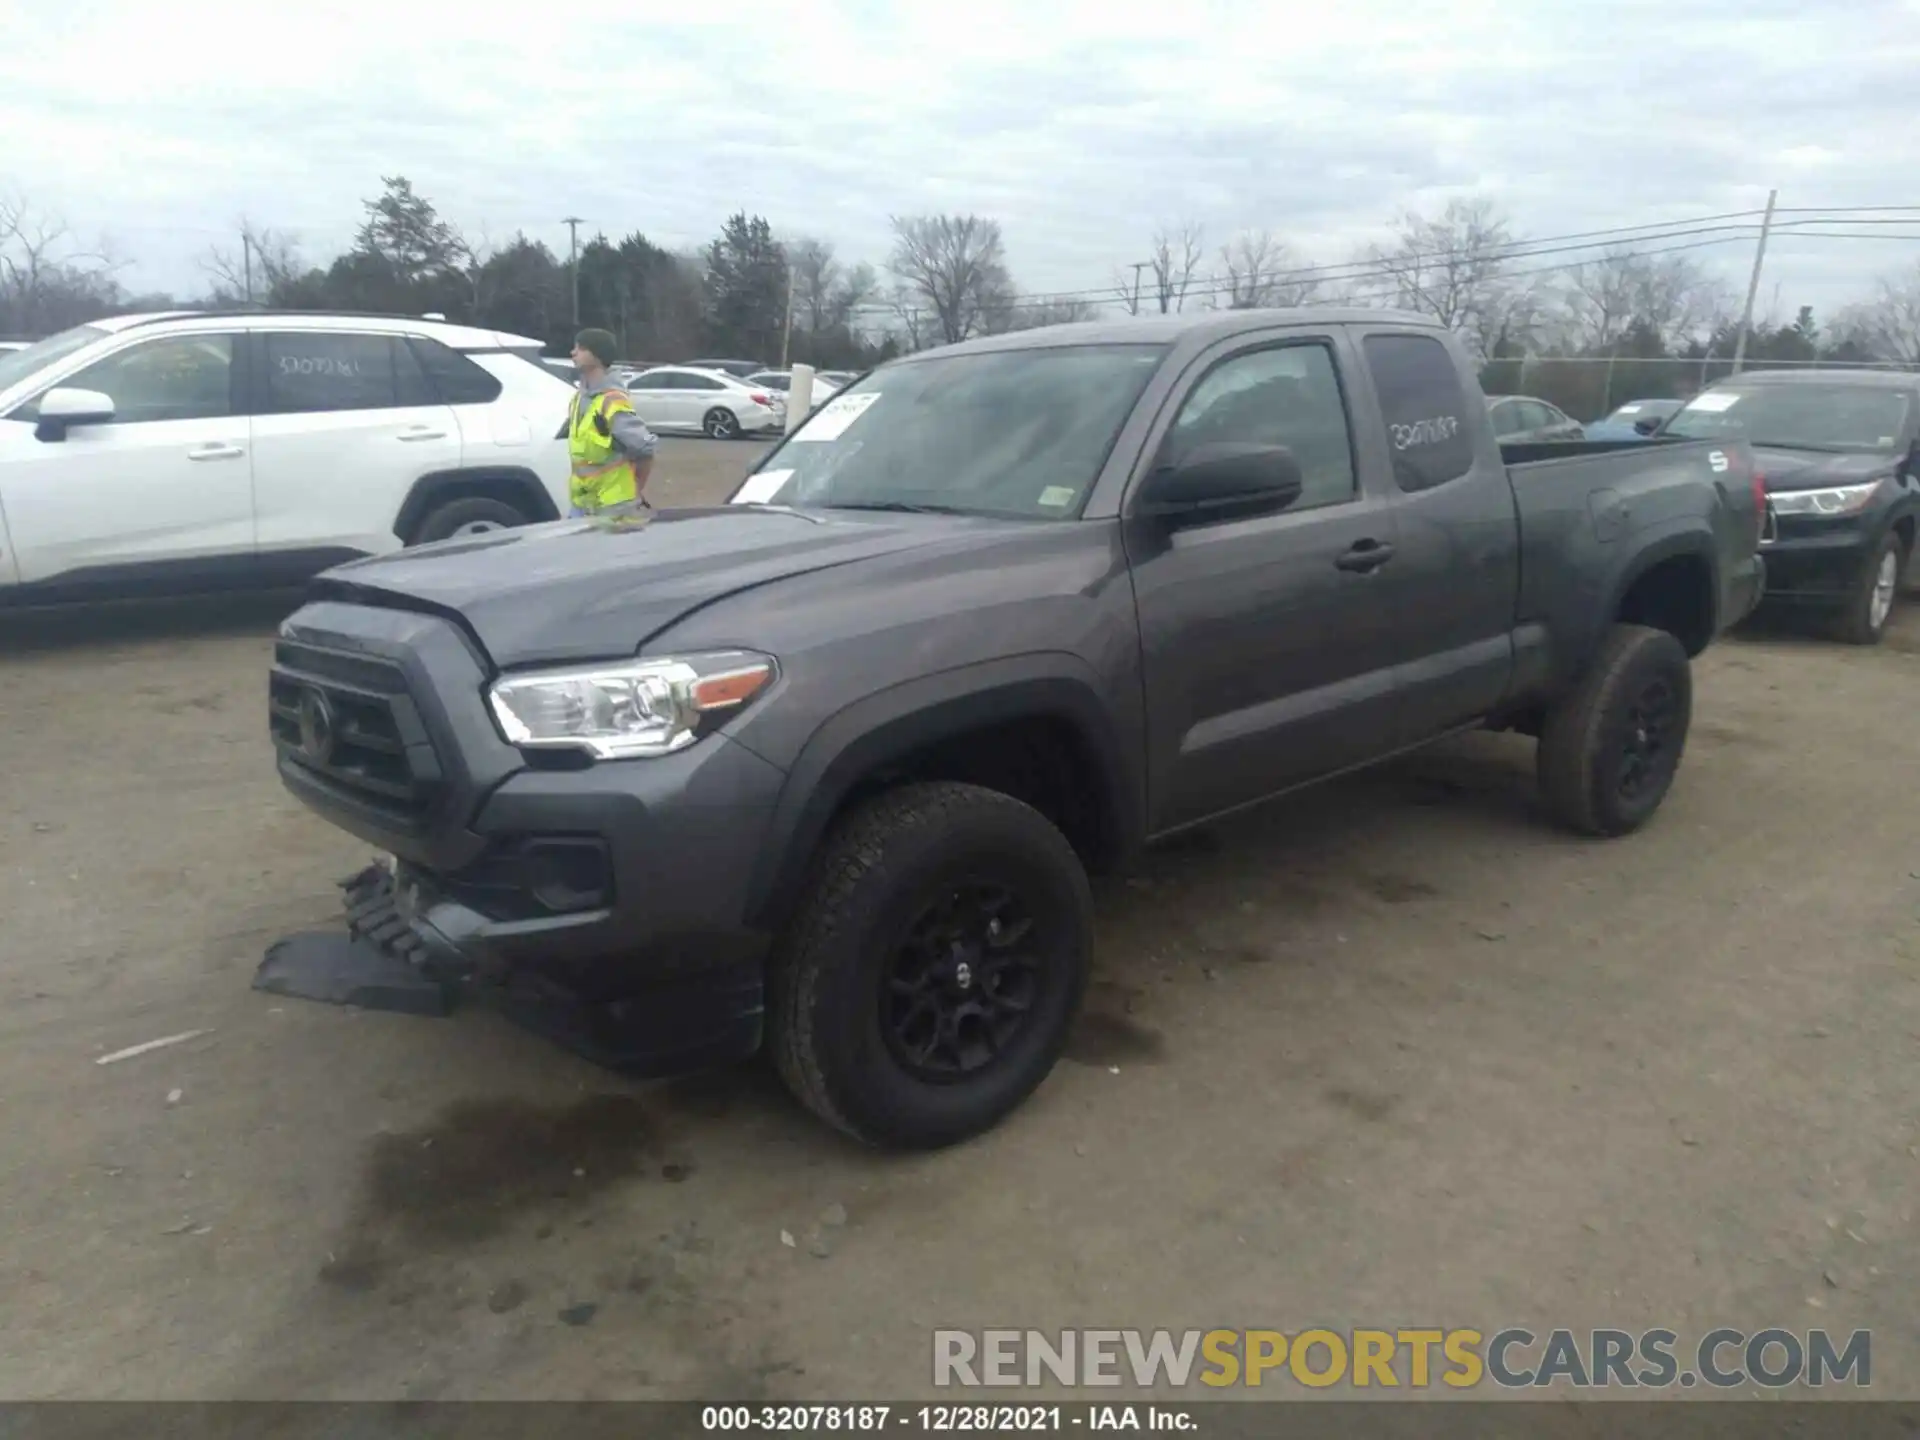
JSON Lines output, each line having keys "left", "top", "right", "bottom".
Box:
{"left": 1768, "top": 481, "right": 1883, "bottom": 517}
{"left": 488, "top": 652, "right": 775, "bottom": 759}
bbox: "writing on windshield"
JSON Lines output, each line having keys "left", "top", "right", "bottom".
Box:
{"left": 733, "top": 343, "right": 1167, "bottom": 519}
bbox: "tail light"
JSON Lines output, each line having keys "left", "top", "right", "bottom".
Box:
{"left": 750, "top": 392, "right": 772, "bottom": 407}
{"left": 1752, "top": 469, "right": 1770, "bottom": 543}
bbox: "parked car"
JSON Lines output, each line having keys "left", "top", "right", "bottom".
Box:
{"left": 1487, "top": 394, "right": 1584, "bottom": 443}
{"left": 265, "top": 307, "right": 1764, "bottom": 1148}
{"left": 682, "top": 358, "right": 764, "bottom": 379}
{"left": 0, "top": 341, "right": 28, "bottom": 354}
{"left": 817, "top": 370, "right": 858, "bottom": 388}
{"left": 0, "top": 310, "right": 574, "bottom": 603}
{"left": 542, "top": 356, "right": 579, "bottom": 384}
{"left": 1584, "top": 398, "right": 1684, "bottom": 441}
{"left": 1656, "top": 369, "right": 1920, "bottom": 643}
{"left": 624, "top": 365, "right": 786, "bottom": 439}
{"left": 744, "top": 369, "right": 841, "bottom": 407}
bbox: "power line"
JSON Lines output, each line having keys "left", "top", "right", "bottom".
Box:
{"left": 844, "top": 208, "right": 1920, "bottom": 324}
{"left": 842, "top": 226, "right": 1772, "bottom": 320}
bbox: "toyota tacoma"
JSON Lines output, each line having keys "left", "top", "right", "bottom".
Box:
{"left": 264, "top": 309, "right": 1766, "bottom": 1148}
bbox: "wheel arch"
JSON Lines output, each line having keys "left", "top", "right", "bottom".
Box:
{"left": 393, "top": 466, "right": 560, "bottom": 543}
{"left": 742, "top": 658, "right": 1143, "bottom": 933}
{"left": 1603, "top": 529, "right": 1719, "bottom": 658}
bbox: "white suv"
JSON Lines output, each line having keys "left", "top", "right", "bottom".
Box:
{"left": 0, "top": 310, "right": 575, "bottom": 602}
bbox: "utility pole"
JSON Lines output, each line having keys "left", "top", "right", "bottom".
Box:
{"left": 242, "top": 230, "right": 254, "bottom": 306}
{"left": 780, "top": 261, "right": 797, "bottom": 368}
{"left": 1129, "top": 260, "right": 1148, "bottom": 317}
{"left": 1731, "top": 189, "right": 1777, "bottom": 375}
{"left": 563, "top": 216, "right": 584, "bottom": 328}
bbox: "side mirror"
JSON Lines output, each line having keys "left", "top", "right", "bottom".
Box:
{"left": 35, "top": 386, "right": 115, "bottom": 442}
{"left": 1138, "top": 442, "right": 1306, "bottom": 526}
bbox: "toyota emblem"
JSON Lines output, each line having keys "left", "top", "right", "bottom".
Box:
{"left": 297, "top": 688, "right": 337, "bottom": 764}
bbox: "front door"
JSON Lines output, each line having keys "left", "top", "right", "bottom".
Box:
{"left": 0, "top": 330, "right": 254, "bottom": 589}
{"left": 1124, "top": 334, "right": 1405, "bottom": 833}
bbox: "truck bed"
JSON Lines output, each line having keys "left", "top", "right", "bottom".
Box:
{"left": 1499, "top": 435, "right": 1761, "bottom": 696}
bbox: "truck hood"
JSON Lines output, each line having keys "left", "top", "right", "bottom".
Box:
{"left": 1753, "top": 448, "right": 1899, "bottom": 492}
{"left": 312, "top": 506, "right": 982, "bottom": 668}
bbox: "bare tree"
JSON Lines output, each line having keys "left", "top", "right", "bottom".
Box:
{"left": 200, "top": 218, "right": 303, "bottom": 304}
{"left": 1560, "top": 248, "right": 1728, "bottom": 353}
{"left": 788, "top": 236, "right": 841, "bottom": 334}
{"left": 1150, "top": 222, "right": 1205, "bottom": 314}
{"left": 1832, "top": 260, "right": 1920, "bottom": 363}
{"left": 1215, "top": 229, "right": 1317, "bottom": 309}
{"left": 887, "top": 214, "right": 1013, "bottom": 345}
{"left": 1358, "top": 197, "right": 1520, "bottom": 353}
{"left": 0, "top": 189, "right": 122, "bottom": 335}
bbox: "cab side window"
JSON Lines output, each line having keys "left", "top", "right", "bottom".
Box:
{"left": 38, "top": 333, "right": 236, "bottom": 424}
{"left": 1162, "top": 343, "right": 1357, "bottom": 512}
{"left": 1364, "top": 334, "right": 1477, "bottom": 491}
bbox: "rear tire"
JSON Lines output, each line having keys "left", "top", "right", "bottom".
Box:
{"left": 703, "top": 407, "right": 742, "bottom": 440}
{"left": 408, "top": 496, "right": 530, "bottom": 545}
{"left": 1830, "top": 531, "right": 1904, "bottom": 644}
{"left": 767, "top": 782, "right": 1093, "bottom": 1149}
{"left": 1537, "top": 623, "right": 1692, "bottom": 837}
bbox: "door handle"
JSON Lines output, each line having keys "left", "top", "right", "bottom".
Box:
{"left": 187, "top": 443, "right": 244, "bottom": 461}
{"left": 397, "top": 427, "right": 449, "bottom": 442}
{"left": 1335, "top": 539, "right": 1396, "bottom": 573}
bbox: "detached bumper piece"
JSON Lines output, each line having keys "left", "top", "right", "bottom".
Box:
{"left": 254, "top": 863, "right": 766, "bottom": 1076}
{"left": 253, "top": 865, "right": 456, "bottom": 1016}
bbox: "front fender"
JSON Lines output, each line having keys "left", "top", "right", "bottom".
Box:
{"left": 739, "top": 653, "right": 1143, "bottom": 931}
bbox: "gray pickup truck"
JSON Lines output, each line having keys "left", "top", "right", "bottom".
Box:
{"left": 264, "top": 308, "right": 1766, "bottom": 1148}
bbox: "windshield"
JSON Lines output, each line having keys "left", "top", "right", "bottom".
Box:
{"left": 1664, "top": 384, "right": 1912, "bottom": 452}
{"left": 733, "top": 343, "right": 1166, "bottom": 519}
{"left": 0, "top": 324, "right": 106, "bottom": 397}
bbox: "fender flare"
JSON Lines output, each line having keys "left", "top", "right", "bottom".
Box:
{"left": 741, "top": 654, "right": 1143, "bottom": 931}
{"left": 393, "top": 466, "right": 560, "bottom": 542}
{"left": 1596, "top": 523, "right": 1719, "bottom": 657}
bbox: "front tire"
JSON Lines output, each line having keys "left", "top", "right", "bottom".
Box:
{"left": 703, "top": 407, "right": 742, "bottom": 440}
{"left": 408, "top": 496, "right": 530, "bottom": 545}
{"left": 767, "top": 782, "right": 1093, "bottom": 1149}
{"left": 1537, "top": 623, "right": 1693, "bottom": 837}
{"left": 1831, "top": 531, "right": 1904, "bottom": 645}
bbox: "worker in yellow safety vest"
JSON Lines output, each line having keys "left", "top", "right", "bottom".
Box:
{"left": 566, "top": 328, "right": 657, "bottom": 517}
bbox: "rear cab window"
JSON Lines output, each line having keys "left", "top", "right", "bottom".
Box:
{"left": 1360, "top": 333, "right": 1478, "bottom": 491}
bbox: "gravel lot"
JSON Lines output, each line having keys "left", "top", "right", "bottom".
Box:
{"left": 2, "top": 435, "right": 1917, "bottom": 1400}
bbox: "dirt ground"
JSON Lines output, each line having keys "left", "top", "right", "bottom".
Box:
{"left": 1, "top": 436, "right": 1917, "bottom": 1401}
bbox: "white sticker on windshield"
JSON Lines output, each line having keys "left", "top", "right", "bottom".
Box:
{"left": 793, "top": 391, "right": 880, "bottom": 442}
{"left": 1687, "top": 392, "right": 1742, "bottom": 413}
{"left": 731, "top": 468, "right": 794, "bottom": 504}
{"left": 1038, "top": 486, "right": 1076, "bottom": 509}
{"left": 1617, "top": 404, "right": 1642, "bottom": 414}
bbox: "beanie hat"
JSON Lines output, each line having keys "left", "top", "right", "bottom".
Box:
{"left": 574, "top": 328, "right": 619, "bottom": 367}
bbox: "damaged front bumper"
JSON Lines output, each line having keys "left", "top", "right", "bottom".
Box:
{"left": 255, "top": 862, "right": 767, "bottom": 1075}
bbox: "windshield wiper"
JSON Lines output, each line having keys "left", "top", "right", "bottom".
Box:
{"left": 1746, "top": 441, "right": 1849, "bottom": 454}
{"left": 824, "top": 500, "right": 968, "bottom": 515}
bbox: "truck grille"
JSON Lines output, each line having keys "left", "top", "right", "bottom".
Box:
{"left": 269, "top": 640, "right": 444, "bottom": 828}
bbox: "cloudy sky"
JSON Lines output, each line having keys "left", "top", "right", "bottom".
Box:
{"left": 5, "top": 0, "right": 1920, "bottom": 324}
